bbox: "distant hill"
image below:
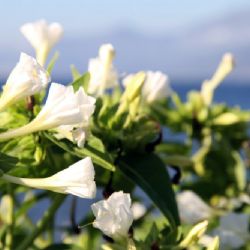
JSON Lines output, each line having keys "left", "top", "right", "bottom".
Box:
{"left": 0, "top": 9, "right": 250, "bottom": 85}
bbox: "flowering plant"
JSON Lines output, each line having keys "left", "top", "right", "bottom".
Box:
{"left": 0, "top": 20, "right": 249, "bottom": 250}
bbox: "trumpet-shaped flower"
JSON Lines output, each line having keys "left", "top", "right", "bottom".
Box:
{"left": 91, "top": 191, "right": 133, "bottom": 240}
{"left": 177, "top": 191, "right": 212, "bottom": 224}
{"left": 1, "top": 157, "right": 96, "bottom": 199}
{"left": 212, "top": 213, "right": 250, "bottom": 249}
{"left": 0, "top": 53, "right": 50, "bottom": 111}
{"left": 88, "top": 44, "right": 118, "bottom": 96}
{"left": 123, "top": 71, "right": 172, "bottom": 103}
{"left": 20, "top": 20, "right": 63, "bottom": 66}
{"left": 0, "top": 83, "right": 96, "bottom": 140}
{"left": 37, "top": 83, "right": 95, "bottom": 128}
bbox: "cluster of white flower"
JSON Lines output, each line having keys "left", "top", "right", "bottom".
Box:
{"left": 0, "top": 20, "right": 156, "bottom": 241}
{"left": 1, "top": 19, "right": 248, "bottom": 248}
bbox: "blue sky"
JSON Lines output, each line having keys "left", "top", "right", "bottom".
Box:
{"left": 1, "top": 0, "right": 250, "bottom": 35}
{"left": 1, "top": 1, "right": 250, "bottom": 82}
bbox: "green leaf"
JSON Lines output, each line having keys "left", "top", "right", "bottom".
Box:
{"left": 71, "top": 72, "right": 90, "bottom": 92}
{"left": 0, "top": 152, "right": 18, "bottom": 172}
{"left": 155, "top": 142, "right": 190, "bottom": 155}
{"left": 47, "top": 51, "right": 59, "bottom": 74}
{"left": 160, "top": 225, "right": 182, "bottom": 247}
{"left": 171, "top": 93, "right": 185, "bottom": 114}
{"left": 162, "top": 155, "right": 193, "bottom": 168}
{"left": 119, "top": 153, "right": 180, "bottom": 227}
{"left": 43, "top": 132, "right": 115, "bottom": 171}
{"left": 70, "top": 65, "right": 81, "bottom": 80}
{"left": 86, "top": 135, "right": 106, "bottom": 153}
{"left": 144, "top": 223, "right": 159, "bottom": 246}
{"left": 77, "top": 144, "right": 115, "bottom": 172}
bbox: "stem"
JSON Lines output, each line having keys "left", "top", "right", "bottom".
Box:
{"left": 0, "top": 98, "right": 10, "bottom": 113}
{"left": 102, "top": 172, "right": 114, "bottom": 199}
{"left": 4, "top": 185, "right": 15, "bottom": 250}
{"left": 26, "top": 96, "right": 35, "bottom": 119}
{"left": 15, "top": 194, "right": 65, "bottom": 250}
{"left": 70, "top": 196, "right": 80, "bottom": 234}
{"left": 47, "top": 218, "right": 54, "bottom": 243}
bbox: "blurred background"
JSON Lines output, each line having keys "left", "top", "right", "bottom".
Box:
{"left": 1, "top": 1, "right": 250, "bottom": 240}
{"left": 1, "top": 0, "right": 250, "bottom": 86}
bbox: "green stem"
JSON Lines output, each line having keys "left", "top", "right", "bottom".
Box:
{"left": 15, "top": 194, "right": 65, "bottom": 250}
{"left": 0, "top": 97, "right": 11, "bottom": 113}
{"left": 4, "top": 185, "right": 15, "bottom": 250}
{"left": 47, "top": 218, "right": 54, "bottom": 243}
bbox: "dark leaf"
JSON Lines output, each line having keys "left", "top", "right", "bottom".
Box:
{"left": 119, "top": 153, "right": 180, "bottom": 227}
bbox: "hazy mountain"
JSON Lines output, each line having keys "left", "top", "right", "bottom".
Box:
{"left": 1, "top": 9, "right": 250, "bottom": 85}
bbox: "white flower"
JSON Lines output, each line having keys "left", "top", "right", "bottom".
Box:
{"left": 55, "top": 126, "right": 88, "bottom": 148}
{"left": 88, "top": 44, "right": 118, "bottom": 96}
{"left": 72, "top": 127, "right": 87, "bottom": 148}
{"left": 0, "top": 83, "right": 96, "bottom": 140}
{"left": 0, "top": 53, "right": 50, "bottom": 111}
{"left": 212, "top": 213, "right": 250, "bottom": 249}
{"left": 20, "top": 19, "right": 63, "bottom": 66}
{"left": 131, "top": 202, "right": 146, "bottom": 220}
{"left": 91, "top": 191, "right": 133, "bottom": 239}
{"left": 177, "top": 191, "right": 212, "bottom": 224}
{"left": 123, "top": 71, "right": 172, "bottom": 103}
{"left": 37, "top": 83, "right": 96, "bottom": 128}
{"left": 52, "top": 86, "right": 96, "bottom": 147}
{"left": 1, "top": 157, "right": 96, "bottom": 198}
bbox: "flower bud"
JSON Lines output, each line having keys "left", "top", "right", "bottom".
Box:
{"left": 201, "top": 53, "right": 234, "bottom": 106}
{"left": 180, "top": 220, "right": 208, "bottom": 248}
{"left": 131, "top": 202, "right": 146, "bottom": 220}
{"left": 121, "top": 72, "right": 145, "bottom": 103}
{"left": 213, "top": 112, "right": 240, "bottom": 125}
{"left": 0, "top": 195, "right": 12, "bottom": 224}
